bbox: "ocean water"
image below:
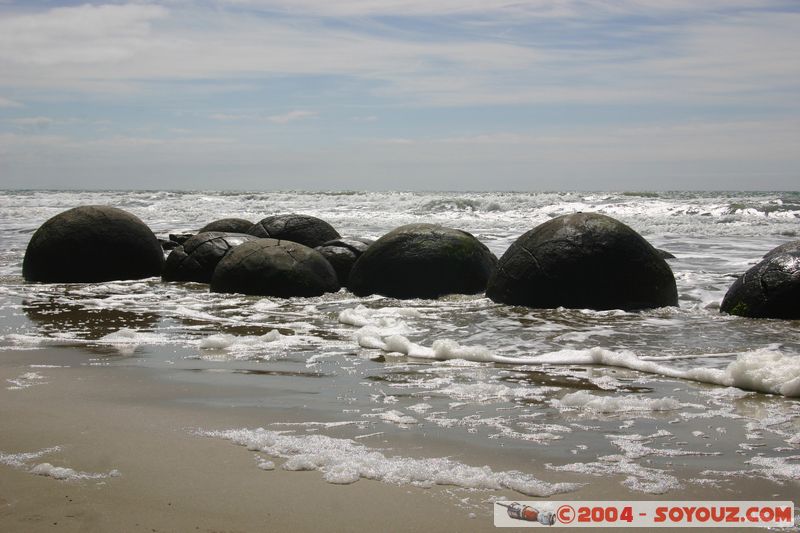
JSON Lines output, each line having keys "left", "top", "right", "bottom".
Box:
{"left": 1, "top": 190, "right": 799, "bottom": 504}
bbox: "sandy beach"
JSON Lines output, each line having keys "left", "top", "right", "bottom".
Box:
{"left": 1, "top": 346, "right": 795, "bottom": 532}
{"left": 1, "top": 347, "right": 493, "bottom": 532}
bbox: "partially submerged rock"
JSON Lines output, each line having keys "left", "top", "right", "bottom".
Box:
{"left": 486, "top": 212, "right": 678, "bottom": 311}
{"left": 763, "top": 240, "right": 800, "bottom": 259}
{"left": 210, "top": 239, "right": 339, "bottom": 297}
{"left": 247, "top": 214, "right": 340, "bottom": 248}
{"left": 169, "top": 233, "right": 194, "bottom": 246}
{"left": 163, "top": 232, "right": 257, "bottom": 283}
{"left": 23, "top": 205, "right": 164, "bottom": 283}
{"left": 348, "top": 224, "right": 497, "bottom": 299}
{"left": 315, "top": 238, "right": 372, "bottom": 286}
{"left": 721, "top": 241, "right": 800, "bottom": 319}
{"left": 199, "top": 218, "right": 253, "bottom": 234}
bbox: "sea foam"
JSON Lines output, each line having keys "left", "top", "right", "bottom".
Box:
{"left": 202, "top": 427, "right": 581, "bottom": 496}
{"left": 348, "top": 319, "right": 800, "bottom": 398}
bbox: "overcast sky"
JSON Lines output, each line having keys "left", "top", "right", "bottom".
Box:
{"left": 0, "top": 1, "right": 798, "bottom": 191}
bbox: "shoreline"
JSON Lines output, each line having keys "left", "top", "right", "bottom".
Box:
{"left": 2, "top": 347, "right": 797, "bottom": 532}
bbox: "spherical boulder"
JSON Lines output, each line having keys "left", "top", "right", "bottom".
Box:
{"left": 246, "top": 214, "right": 340, "bottom": 248}
{"left": 163, "top": 232, "right": 257, "bottom": 283}
{"left": 348, "top": 224, "right": 497, "bottom": 299}
{"left": 721, "top": 241, "right": 800, "bottom": 319}
{"left": 763, "top": 240, "right": 800, "bottom": 259}
{"left": 486, "top": 213, "right": 678, "bottom": 311}
{"left": 159, "top": 238, "right": 180, "bottom": 251}
{"left": 315, "top": 238, "right": 372, "bottom": 286}
{"left": 169, "top": 233, "right": 194, "bottom": 245}
{"left": 23, "top": 205, "right": 164, "bottom": 283}
{"left": 210, "top": 239, "right": 339, "bottom": 297}
{"left": 199, "top": 218, "right": 253, "bottom": 234}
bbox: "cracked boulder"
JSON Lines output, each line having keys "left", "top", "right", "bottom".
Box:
{"left": 720, "top": 241, "right": 800, "bottom": 319}
{"left": 348, "top": 224, "right": 497, "bottom": 299}
{"left": 199, "top": 218, "right": 253, "bottom": 234}
{"left": 23, "top": 205, "right": 164, "bottom": 283}
{"left": 210, "top": 239, "right": 339, "bottom": 297}
{"left": 162, "top": 232, "right": 257, "bottom": 283}
{"left": 314, "top": 238, "right": 373, "bottom": 286}
{"left": 486, "top": 212, "right": 678, "bottom": 310}
{"left": 246, "top": 214, "right": 340, "bottom": 248}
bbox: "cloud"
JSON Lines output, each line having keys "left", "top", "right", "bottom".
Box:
{"left": 0, "top": 96, "right": 22, "bottom": 107}
{"left": 217, "top": 0, "right": 786, "bottom": 18}
{"left": 0, "top": 2, "right": 796, "bottom": 109}
{"left": 9, "top": 116, "right": 54, "bottom": 129}
{"left": 209, "top": 113, "right": 252, "bottom": 121}
{"left": 0, "top": 4, "right": 168, "bottom": 66}
{"left": 267, "top": 110, "right": 317, "bottom": 124}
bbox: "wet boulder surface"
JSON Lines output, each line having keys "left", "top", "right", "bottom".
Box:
{"left": 246, "top": 214, "right": 340, "bottom": 248}
{"left": 23, "top": 205, "right": 164, "bottom": 283}
{"left": 199, "top": 218, "right": 253, "bottom": 234}
{"left": 162, "top": 232, "right": 257, "bottom": 283}
{"left": 348, "top": 224, "right": 497, "bottom": 299}
{"left": 169, "top": 233, "right": 194, "bottom": 246}
{"left": 210, "top": 239, "right": 339, "bottom": 297}
{"left": 763, "top": 240, "right": 800, "bottom": 260}
{"left": 486, "top": 212, "right": 678, "bottom": 311}
{"left": 315, "top": 238, "right": 373, "bottom": 286}
{"left": 721, "top": 241, "right": 800, "bottom": 319}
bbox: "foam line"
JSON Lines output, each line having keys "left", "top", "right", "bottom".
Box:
{"left": 355, "top": 327, "right": 800, "bottom": 397}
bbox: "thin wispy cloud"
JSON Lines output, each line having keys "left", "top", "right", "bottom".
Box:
{"left": 267, "top": 110, "right": 317, "bottom": 124}
{"left": 0, "top": 96, "right": 22, "bottom": 107}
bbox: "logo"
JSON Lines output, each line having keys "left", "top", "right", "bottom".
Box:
{"left": 496, "top": 502, "right": 555, "bottom": 526}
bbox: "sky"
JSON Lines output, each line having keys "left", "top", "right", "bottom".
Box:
{"left": 0, "top": 1, "right": 798, "bottom": 191}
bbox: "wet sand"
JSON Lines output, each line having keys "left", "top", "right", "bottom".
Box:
{"left": 0, "top": 347, "right": 795, "bottom": 532}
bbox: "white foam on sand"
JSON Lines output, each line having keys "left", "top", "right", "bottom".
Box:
{"left": 4, "top": 328, "right": 172, "bottom": 353}
{"left": 197, "top": 329, "right": 320, "bottom": 359}
{"left": 0, "top": 447, "right": 61, "bottom": 468}
{"left": 30, "top": 463, "right": 121, "bottom": 481}
{"left": 437, "top": 382, "right": 547, "bottom": 403}
{"left": 0, "top": 447, "right": 120, "bottom": 481}
{"left": 2, "top": 333, "right": 87, "bottom": 349}
{"left": 6, "top": 371, "right": 47, "bottom": 390}
{"left": 553, "top": 390, "right": 682, "bottom": 413}
{"left": 746, "top": 455, "right": 800, "bottom": 482}
{"left": 348, "top": 324, "right": 800, "bottom": 398}
{"left": 202, "top": 428, "right": 581, "bottom": 496}
{"left": 361, "top": 410, "right": 418, "bottom": 426}
{"left": 100, "top": 328, "right": 167, "bottom": 345}
{"left": 548, "top": 455, "right": 680, "bottom": 494}
{"left": 338, "top": 306, "right": 420, "bottom": 339}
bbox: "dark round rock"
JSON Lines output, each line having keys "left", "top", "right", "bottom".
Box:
{"left": 348, "top": 224, "right": 498, "bottom": 299}
{"left": 486, "top": 213, "right": 678, "bottom": 311}
{"left": 246, "top": 214, "right": 340, "bottom": 248}
{"left": 199, "top": 218, "right": 253, "bottom": 234}
{"left": 169, "top": 233, "right": 194, "bottom": 245}
{"left": 763, "top": 240, "right": 800, "bottom": 259}
{"left": 656, "top": 248, "right": 676, "bottom": 259}
{"left": 23, "top": 205, "right": 164, "bottom": 283}
{"left": 159, "top": 238, "right": 180, "bottom": 251}
{"left": 721, "top": 241, "right": 800, "bottom": 319}
{"left": 315, "top": 238, "right": 372, "bottom": 286}
{"left": 210, "top": 239, "right": 339, "bottom": 297}
{"left": 163, "top": 232, "right": 257, "bottom": 283}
